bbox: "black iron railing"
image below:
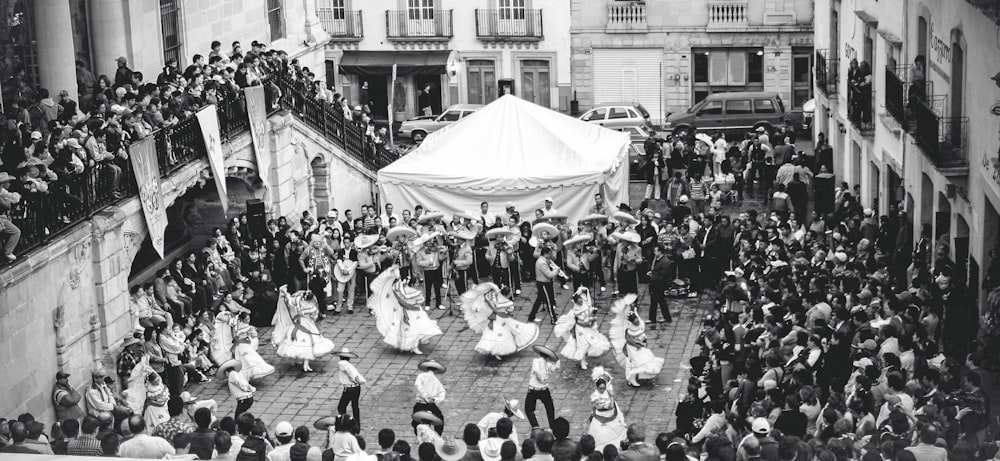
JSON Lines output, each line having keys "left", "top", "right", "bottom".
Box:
{"left": 4, "top": 71, "right": 397, "bottom": 266}
{"left": 884, "top": 65, "right": 933, "bottom": 129}
{"left": 475, "top": 9, "right": 543, "bottom": 39}
{"left": 317, "top": 9, "right": 364, "bottom": 39}
{"left": 885, "top": 66, "right": 906, "bottom": 127}
{"left": 913, "top": 98, "right": 969, "bottom": 168}
{"left": 815, "top": 50, "right": 839, "bottom": 98}
{"left": 386, "top": 10, "right": 453, "bottom": 39}
{"left": 848, "top": 86, "right": 875, "bottom": 133}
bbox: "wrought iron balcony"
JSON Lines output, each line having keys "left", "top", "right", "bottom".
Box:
{"left": 884, "top": 65, "right": 933, "bottom": 129}
{"left": 814, "top": 50, "right": 839, "bottom": 98}
{"left": 847, "top": 86, "right": 875, "bottom": 134}
{"left": 475, "top": 9, "right": 543, "bottom": 41}
{"left": 606, "top": 1, "right": 648, "bottom": 33}
{"left": 708, "top": 0, "right": 748, "bottom": 28}
{"left": 316, "top": 9, "right": 363, "bottom": 40}
{"left": 386, "top": 10, "right": 453, "bottom": 40}
{"left": 912, "top": 98, "right": 969, "bottom": 172}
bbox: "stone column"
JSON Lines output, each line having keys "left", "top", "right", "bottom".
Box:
{"left": 302, "top": 0, "right": 329, "bottom": 45}
{"left": 268, "top": 113, "right": 301, "bottom": 218}
{"left": 33, "top": 0, "right": 77, "bottom": 97}
{"left": 89, "top": 0, "right": 130, "bottom": 79}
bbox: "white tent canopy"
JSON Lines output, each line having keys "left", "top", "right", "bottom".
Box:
{"left": 377, "top": 95, "right": 631, "bottom": 224}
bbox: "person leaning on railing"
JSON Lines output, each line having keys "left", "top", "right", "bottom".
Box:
{"left": 0, "top": 171, "right": 23, "bottom": 261}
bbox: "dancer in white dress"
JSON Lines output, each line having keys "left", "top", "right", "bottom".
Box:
{"left": 232, "top": 311, "right": 275, "bottom": 381}
{"left": 273, "top": 286, "right": 337, "bottom": 372}
{"left": 553, "top": 287, "right": 611, "bottom": 369}
{"left": 587, "top": 367, "right": 627, "bottom": 451}
{"left": 461, "top": 283, "right": 539, "bottom": 360}
{"left": 369, "top": 266, "right": 443, "bottom": 354}
{"left": 143, "top": 372, "right": 170, "bottom": 430}
{"left": 609, "top": 294, "right": 665, "bottom": 387}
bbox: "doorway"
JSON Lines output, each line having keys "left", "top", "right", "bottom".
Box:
{"left": 361, "top": 75, "right": 389, "bottom": 120}
{"left": 851, "top": 141, "right": 861, "bottom": 190}
{"left": 920, "top": 173, "right": 933, "bottom": 232}
{"left": 955, "top": 215, "right": 970, "bottom": 284}
{"left": 936, "top": 192, "right": 951, "bottom": 243}
{"left": 415, "top": 74, "right": 443, "bottom": 115}
{"left": 869, "top": 161, "right": 880, "bottom": 211}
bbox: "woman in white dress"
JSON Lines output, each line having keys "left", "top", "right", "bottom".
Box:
{"left": 369, "top": 266, "right": 443, "bottom": 354}
{"left": 143, "top": 372, "right": 170, "bottom": 429}
{"left": 460, "top": 283, "right": 539, "bottom": 360}
{"left": 609, "top": 294, "right": 665, "bottom": 387}
{"left": 553, "top": 287, "right": 611, "bottom": 370}
{"left": 124, "top": 355, "right": 153, "bottom": 417}
{"left": 232, "top": 311, "right": 275, "bottom": 380}
{"left": 273, "top": 286, "right": 337, "bottom": 372}
{"left": 588, "top": 367, "right": 628, "bottom": 451}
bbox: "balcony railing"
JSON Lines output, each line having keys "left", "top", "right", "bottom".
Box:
{"left": 606, "top": 1, "right": 648, "bottom": 33}
{"left": 913, "top": 99, "right": 969, "bottom": 169}
{"left": 708, "top": 0, "right": 748, "bottom": 27}
{"left": 475, "top": 9, "right": 543, "bottom": 40}
{"left": 386, "top": 10, "right": 453, "bottom": 39}
{"left": 5, "top": 73, "right": 400, "bottom": 267}
{"left": 884, "top": 65, "right": 933, "bottom": 129}
{"left": 814, "top": 50, "right": 838, "bottom": 98}
{"left": 847, "top": 86, "right": 875, "bottom": 134}
{"left": 316, "top": 9, "right": 363, "bottom": 40}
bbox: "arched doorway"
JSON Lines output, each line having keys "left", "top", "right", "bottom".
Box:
{"left": 920, "top": 173, "right": 934, "bottom": 233}
{"left": 936, "top": 192, "right": 951, "bottom": 244}
{"left": 311, "top": 157, "right": 330, "bottom": 218}
{"left": 955, "top": 215, "right": 970, "bottom": 285}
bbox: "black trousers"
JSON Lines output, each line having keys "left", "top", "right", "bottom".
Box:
{"left": 423, "top": 268, "right": 443, "bottom": 307}
{"left": 649, "top": 283, "right": 671, "bottom": 323}
{"left": 528, "top": 281, "right": 557, "bottom": 322}
{"left": 525, "top": 388, "right": 555, "bottom": 429}
{"left": 411, "top": 402, "right": 444, "bottom": 435}
{"left": 338, "top": 386, "right": 361, "bottom": 423}
{"left": 618, "top": 268, "right": 638, "bottom": 295}
{"left": 399, "top": 266, "right": 412, "bottom": 282}
{"left": 235, "top": 396, "right": 254, "bottom": 419}
{"left": 571, "top": 271, "right": 592, "bottom": 291}
{"left": 590, "top": 254, "right": 606, "bottom": 287}
{"left": 308, "top": 276, "right": 328, "bottom": 313}
{"left": 455, "top": 268, "right": 473, "bottom": 294}
{"left": 491, "top": 266, "right": 513, "bottom": 290}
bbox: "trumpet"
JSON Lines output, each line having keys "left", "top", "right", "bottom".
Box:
{"left": 549, "top": 259, "right": 570, "bottom": 282}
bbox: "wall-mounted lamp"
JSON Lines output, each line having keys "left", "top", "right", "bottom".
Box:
{"left": 838, "top": 122, "right": 847, "bottom": 133}
{"left": 704, "top": 51, "right": 710, "bottom": 56}
{"left": 447, "top": 60, "right": 460, "bottom": 78}
{"left": 825, "top": 107, "right": 832, "bottom": 116}
{"left": 756, "top": 50, "right": 764, "bottom": 56}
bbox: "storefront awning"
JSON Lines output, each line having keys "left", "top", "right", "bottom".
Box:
{"left": 339, "top": 51, "right": 451, "bottom": 77}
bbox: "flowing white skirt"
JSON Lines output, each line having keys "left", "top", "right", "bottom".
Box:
{"left": 474, "top": 316, "right": 539, "bottom": 357}
{"left": 621, "top": 344, "right": 665, "bottom": 382}
{"left": 235, "top": 342, "right": 275, "bottom": 380}
{"left": 276, "top": 317, "right": 336, "bottom": 361}
{"left": 588, "top": 405, "right": 627, "bottom": 451}
{"left": 389, "top": 308, "right": 443, "bottom": 352}
{"left": 554, "top": 313, "right": 611, "bottom": 361}
{"left": 144, "top": 404, "right": 170, "bottom": 429}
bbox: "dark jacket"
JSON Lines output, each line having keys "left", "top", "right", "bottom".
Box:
{"left": 648, "top": 254, "right": 672, "bottom": 287}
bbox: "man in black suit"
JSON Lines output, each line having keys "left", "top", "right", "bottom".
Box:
{"left": 340, "top": 209, "right": 355, "bottom": 238}
{"left": 646, "top": 245, "right": 672, "bottom": 328}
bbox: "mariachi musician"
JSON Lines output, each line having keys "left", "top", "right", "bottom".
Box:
{"left": 486, "top": 228, "right": 517, "bottom": 291}
{"left": 450, "top": 230, "right": 477, "bottom": 294}
{"left": 416, "top": 232, "right": 447, "bottom": 311}
{"left": 387, "top": 226, "right": 418, "bottom": 281}
{"left": 355, "top": 234, "right": 381, "bottom": 300}
{"left": 579, "top": 214, "right": 610, "bottom": 293}
{"left": 300, "top": 233, "right": 336, "bottom": 317}
{"left": 563, "top": 234, "right": 594, "bottom": 292}
{"left": 612, "top": 231, "right": 643, "bottom": 296}
{"left": 333, "top": 245, "right": 358, "bottom": 314}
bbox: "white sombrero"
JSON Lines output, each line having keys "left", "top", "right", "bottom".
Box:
{"left": 563, "top": 234, "right": 593, "bottom": 248}
{"left": 485, "top": 228, "right": 517, "bottom": 240}
{"left": 611, "top": 231, "right": 641, "bottom": 244}
{"left": 531, "top": 222, "right": 558, "bottom": 239}
{"left": 417, "top": 211, "right": 445, "bottom": 224}
{"left": 354, "top": 234, "right": 379, "bottom": 250}
{"left": 386, "top": 226, "right": 417, "bottom": 242}
{"left": 613, "top": 211, "right": 639, "bottom": 226}
{"left": 579, "top": 214, "right": 609, "bottom": 225}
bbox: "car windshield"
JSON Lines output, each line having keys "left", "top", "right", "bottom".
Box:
{"left": 688, "top": 100, "right": 705, "bottom": 114}
{"left": 438, "top": 111, "right": 461, "bottom": 122}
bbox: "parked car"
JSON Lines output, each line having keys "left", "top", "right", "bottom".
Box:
{"left": 398, "top": 104, "right": 484, "bottom": 142}
{"left": 616, "top": 125, "right": 652, "bottom": 181}
{"left": 663, "top": 91, "right": 786, "bottom": 138}
{"left": 579, "top": 102, "right": 653, "bottom": 130}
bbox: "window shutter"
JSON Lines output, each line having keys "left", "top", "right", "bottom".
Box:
{"left": 709, "top": 53, "right": 728, "bottom": 86}
{"left": 728, "top": 52, "right": 746, "bottom": 86}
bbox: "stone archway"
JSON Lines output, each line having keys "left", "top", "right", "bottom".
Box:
{"left": 311, "top": 156, "right": 331, "bottom": 218}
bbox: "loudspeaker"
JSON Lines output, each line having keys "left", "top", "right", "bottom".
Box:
{"left": 814, "top": 173, "right": 835, "bottom": 216}
{"left": 246, "top": 199, "right": 266, "bottom": 241}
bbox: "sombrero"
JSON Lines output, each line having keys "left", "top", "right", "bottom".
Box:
{"left": 531, "top": 223, "right": 558, "bottom": 239}
{"left": 503, "top": 395, "right": 526, "bottom": 419}
{"left": 333, "top": 260, "right": 358, "bottom": 284}
{"left": 611, "top": 231, "right": 641, "bottom": 244}
{"left": 450, "top": 229, "right": 476, "bottom": 240}
{"left": 216, "top": 359, "right": 242, "bottom": 379}
{"left": 434, "top": 437, "right": 468, "bottom": 461}
{"left": 454, "top": 211, "right": 477, "bottom": 221}
{"left": 417, "top": 211, "right": 445, "bottom": 224}
{"left": 613, "top": 211, "right": 639, "bottom": 226}
{"left": 336, "top": 347, "right": 357, "bottom": 359}
{"left": 412, "top": 411, "right": 444, "bottom": 426}
{"left": 178, "top": 391, "right": 198, "bottom": 404}
{"left": 579, "top": 214, "right": 609, "bottom": 225}
{"left": 695, "top": 133, "right": 714, "bottom": 145}
{"left": 563, "top": 234, "right": 593, "bottom": 248}
{"left": 485, "top": 228, "right": 516, "bottom": 240}
{"left": 543, "top": 212, "right": 568, "bottom": 222}
{"left": 354, "top": 234, "right": 379, "bottom": 250}
{"left": 417, "top": 359, "right": 447, "bottom": 373}
{"left": 386, "top": 226, "right": 417, "bottom": 242}
{"left": 532, "top": 345, "right": 559, "bottom": 362}
{"left": 314, "top": 416, "right": 338, "bottom": 430}
{"left": 413, "top": 231, "right": 441, "bottom": 247}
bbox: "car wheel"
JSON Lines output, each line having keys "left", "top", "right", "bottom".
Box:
{"left": 412, "top": 131, "right": 427, "bottom": 142}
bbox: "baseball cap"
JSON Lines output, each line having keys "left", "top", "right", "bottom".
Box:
{"left": 275, "top": 421, "right": 293, "bottom": 437}
{"left": 544, "top": 197, "right": 553, "bottom": 202}
{"left": 30, "top": 131, "right": 42, "bottom": 140}
{"left": 752, "top": 418, "right": 770, "bottom": 434}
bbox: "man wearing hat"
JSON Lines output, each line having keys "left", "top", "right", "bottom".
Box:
{"left": 528, "top": 246, "right": 559, "bottom": 325}
{"left": 477, "top": 397, "right": 524, "bottom": 444}
{"left": 85, "top": 368, "right": 129, "bottom": 420}
{"left": 525, "top": 346, "right": 560, "bottom": 429}
{"left": 52, "top": 371, "right": 85, "bottom": 422}
{"left": 116, "top": 331, "right": 145, "bottom": 388}
{"left": 486, "top": 229, "right": 516, "bottom": 290}
{"left": 336, "top": 348, "right": 366, "bottom": 424}
{"left": 542, "top": 197, "right": 560, "bottom": 216}
{"left": 0, "top": 171, "right": 21, "bottom": 261}
{"left": 452, "top": 230, "right": 477, "bottom": 295}
{"left": 413, "top": 360, "right": 447, "bottom": 435}
{"left": 416, "top": 235, "right": 447, "bottom": 310}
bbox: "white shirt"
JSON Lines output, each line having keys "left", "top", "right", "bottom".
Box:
{"left": 338, "top": 360, "right": 366, "bottom": 386}
{"left": 269, "top": 443, "right": 293, "bottom": 461}
{"left": 528, "top": 358, "right": 559, "bottom": 389}
{"left": 380, "top": 213, "right": 401, "bottom": 225}
{"left": 119, "top": 433, "right": 176, "bottom": 459}
{"left": 415, "top": 371, "right": 446, "bottom": 404}
{"left": 476, "top": 416, "right": 520, "bottom": 446}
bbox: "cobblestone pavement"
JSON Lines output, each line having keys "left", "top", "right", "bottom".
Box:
{"left": 188, "top": 181, "right": 772, "bottom": 441}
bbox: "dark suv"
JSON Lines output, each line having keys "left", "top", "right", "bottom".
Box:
{"left": 664, "top": 91, "right": 786, "bottom": 137}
